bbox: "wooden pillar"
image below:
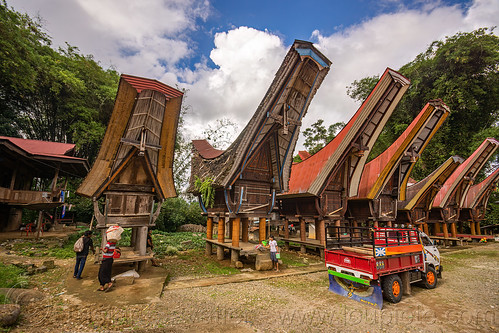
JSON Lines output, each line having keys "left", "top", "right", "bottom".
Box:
{"left": 300, "top": 218, "right": 306, "bottom": 241}
{"left": 352, "top": 220, "right": 359, "bottom": 238}
{"left": 9, "top": 168, "right": 17, "bottom": 190}
{"left": 314, "top": 219, "right": 321, "bottom": 241}
{"left": 228, "top": 219, "right": 233, "bottom": 239}
{"left": 206, "top": 217, "right": 213, "bottom": 239}
{"left": 36, "top": 210, "right": 43, "bottom": 239}
{"left": 51, "top": 167, "right": 60, "bottom": 192}
{"left": 434, "top": 222, "right": 441, "bottom": 235}
{"left": 318, "top": 219, "right": 326, "bottom": 247}
{"left": 232, "top": 217, "right": 240, "bottom": 247}
{"left": 218, "top": 218, "right": 225, "bottom": 243}
{"left": 470, "top": 221, "right": 476, "bottom": 235}
{"left": 137, "top": 226, "right": 148, "bottom": 272}
{"left": 284, "top": 219, "right": 289, "bottom": 239}
{"left": 423, "top": 223, "right": 429, "bottom": 235}
{"left": 131, "top": 228, "right": 137, "bottom": 247}
{"left": 450, "top": 222, "right": 457, "bottom": 238}
{"left": 442, "top": 223, "right": 449, "bottom": 239}
{"left": 386, "top": 221, "right": 393, "bottom": 227}
{"left": 136, "top": 226, "right": 147, "bottom": 256}
{"left": 259, "top": 217, "right": 266, "bottom": 242}
{"left": 300, "top": 218, "right": 307, "bottom": 253}
{"left": 373, "top": 221, "right": 379, "bottom": 228}
{"left": 206, "top": 218, "right": 213, "bottom": 255}
{"left": 476, "top": 221, "right": 481, "bottom": 235}
{"left": 241, "top": 218, "right": 249, "bottom": 243}
{"left": 334, "top": 219, "right": 341, "bottom": 237}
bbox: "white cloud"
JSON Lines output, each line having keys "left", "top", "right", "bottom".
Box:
{"left": 298, "top": 0, "right": 499, "bottom": 149}
{"left": 182, "top": 27, "right": 286, "bottom": 136}
{"left": 10, "top": 0, "right": 210, "bottom": 79}
{"left": 8, "top": 0, "right": 499, "bottom": 150}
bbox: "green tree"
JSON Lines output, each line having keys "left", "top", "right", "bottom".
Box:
{"left": 155, "top": 197, "right": 206, "bottom": 232}
{"left": 347, "top": 28, "right": 499, "bottom": 180}
{"left": 0, "top": 2, "right": 119, "bottom": 163}
{"left": 301, "top": 119, "right": 345, "bottom": 156}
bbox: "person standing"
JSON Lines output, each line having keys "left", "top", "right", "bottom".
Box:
{"left": 97, "top": 238, "right": 116, "bottom": 291}
{"left": 73, "top": 230, "right": 94, "bottom": 280}
{"left": 268, "top": 235, "right": 279, "bottom": 272}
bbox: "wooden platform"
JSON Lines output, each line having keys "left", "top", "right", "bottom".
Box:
{"left": 205, "top": 238, "right": 260, "bottom": 256}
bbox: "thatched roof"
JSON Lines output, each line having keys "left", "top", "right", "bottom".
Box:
{"left": 189, "top": 40, "right": 331, "bottom": 194}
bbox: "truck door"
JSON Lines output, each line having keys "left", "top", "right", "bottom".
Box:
{"left": 420, "top": 232, "right": 440, "bottom": 268}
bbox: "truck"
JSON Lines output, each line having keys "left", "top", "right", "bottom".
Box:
{"left": 324, "top": 225, "right": 442, "bottom": 309}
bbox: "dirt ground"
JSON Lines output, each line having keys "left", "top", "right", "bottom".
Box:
{"left": 1, "top": 241, "right": 498, "bottom": 333}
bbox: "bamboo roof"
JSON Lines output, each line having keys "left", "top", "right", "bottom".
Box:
{"left": 76, "top": 74, "right": 183, "bottom": 199}
{"left": 189, "top": 40, "right": 331, "bottom": 193}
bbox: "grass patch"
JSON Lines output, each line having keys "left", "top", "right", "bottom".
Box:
{"left": 281, "top": 253, "right": 307, "bottom": 267}
{"left": 161, "top": 249, "right": 239, "bottom": 278}
{"left": 150, "top": 231, "right": 206, "bottom": 258}
{"left": 0, "top": 263, "right": 28, "bottom": 289}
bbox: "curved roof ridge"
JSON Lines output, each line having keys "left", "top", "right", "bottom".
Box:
{"left": 192, "top": 139, "right": 225, "bottom": 159}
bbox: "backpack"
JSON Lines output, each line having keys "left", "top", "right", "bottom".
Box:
{"left": 74, "top": 236, "right": 84, "bottom": 252}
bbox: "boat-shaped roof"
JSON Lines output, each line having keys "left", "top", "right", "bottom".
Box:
{"left": 432, "top": 138, "right": 499, "bottom": 208}
{"left": 355, "top": 100, "right": 450, "bottom": 200}
{"left": 77, "top": 74, "right": 183, "bottom": 199}
{"left": 283, "top": 68, "right": 410, "bottom": 198}
{"left": 463, "top": 167, "right": 499, "bottom": 209}
{"left": 398, "top": 156, "right": 463, "bottom": 211}
{"left": 189, "top": 40, "right": 331, "bottom": 193}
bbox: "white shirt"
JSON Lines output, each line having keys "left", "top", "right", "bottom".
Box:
{"left": 269, "top": 240, "right": 278, "bottom": 253}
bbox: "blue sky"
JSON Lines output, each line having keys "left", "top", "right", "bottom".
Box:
{"left": 9, "top": 0, "right": 498, "bottom": 149}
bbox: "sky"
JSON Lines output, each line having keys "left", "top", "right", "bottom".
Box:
{"left": 9, "top": 0, "right": 499, "bottom": 150}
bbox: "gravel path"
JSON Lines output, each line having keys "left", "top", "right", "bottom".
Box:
{"left": 4, "top": 242, "right": 499, "bottom": 332}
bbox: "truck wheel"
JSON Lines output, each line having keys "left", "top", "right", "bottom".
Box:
{"left": 423, "top": 266, "right": 438, "bottom": 289}
{"left": 382, "top": 274, "right": 403, "bottom": 303}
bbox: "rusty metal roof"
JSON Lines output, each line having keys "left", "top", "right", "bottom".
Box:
{"left": 356, "top": 100, "right": 450, "bottom": 200}
{"left": 0, "top": 136, "right": 76, "bottom": 157}
{"left": 298, "top": 151, "right": 311, "bottom": 161}
{"left": 463, "top": 167, "right": 499, "bottom": 209}
{"left": 432, "top": 138, "right": 499, "bottom": 208}
{"left": 398, "top": 156, "right": 463, "bottom": 211}
{"left": 192, "top": 140, "right": 224, "bottom": 159}
{"left": 0, "top": 136, "right": 89, "bottom": 177}
{"left": 284, "top": 68, "right": 410, "bottom": 197}
{"left": 121, "top": 74, "right": 184, "bottom": 98}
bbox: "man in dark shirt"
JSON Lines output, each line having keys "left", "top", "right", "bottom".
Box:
{"left": 74, "top": 230, "right": 95, "bottom": 280}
